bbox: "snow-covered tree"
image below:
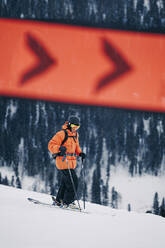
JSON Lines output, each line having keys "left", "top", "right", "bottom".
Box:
{"left": 153, "top": 192, "right": 159, "bottom": 215}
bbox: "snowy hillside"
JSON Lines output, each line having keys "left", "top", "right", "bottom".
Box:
{"left": 0, "top": 185, "right": 165, "bottom": 248}
{"left": 1, "top": 97, "right": 165, "bottom": 213}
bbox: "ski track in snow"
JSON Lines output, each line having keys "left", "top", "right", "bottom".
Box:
{"left": 0, "top": 185, "right": 165, "bottom": 248}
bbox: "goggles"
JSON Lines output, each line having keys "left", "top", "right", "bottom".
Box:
{"left": 70, "top": 124, "right": 80, "bottom": 129}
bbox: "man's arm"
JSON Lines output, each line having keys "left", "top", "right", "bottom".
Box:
{"left": 48, "top": 131, "right": 65, "bottom": 154}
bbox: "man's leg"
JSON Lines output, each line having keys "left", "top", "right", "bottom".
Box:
{"left": 62, "top": 169, "right": 78, "bottom": 205}
{"left": 56, "top": 170, "right": 66, "bottom": 203}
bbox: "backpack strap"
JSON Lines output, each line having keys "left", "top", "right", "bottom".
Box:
{"left": 73, "top": 134, "right": 77, "bottom": 143}
{"left": 61, "top": 129, "right": 78, "bottom": 146}
{"left": 61, "top": 129, "right": 68, "bottom": 146}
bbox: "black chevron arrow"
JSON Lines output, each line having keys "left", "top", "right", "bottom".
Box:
{"left": 94, "top": 38, "right": 132, "bottom": 92}
{"left": 20, "top": 33, "right": 56, "bottom": 85}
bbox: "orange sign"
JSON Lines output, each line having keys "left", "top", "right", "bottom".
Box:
{"left": 0, "top": 19, "right": 165, "bottom": 112}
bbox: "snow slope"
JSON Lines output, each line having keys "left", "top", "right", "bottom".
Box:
{"left": 0, "top": 185, "right": 165, "bottom": 248}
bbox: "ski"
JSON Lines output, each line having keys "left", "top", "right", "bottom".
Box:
{"left": 27, "top": 197, "right": 89, "bottom": 214}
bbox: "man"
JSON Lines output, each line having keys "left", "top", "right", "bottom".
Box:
{"left": 48, "top": 116, "right": 86, "bottom": 209}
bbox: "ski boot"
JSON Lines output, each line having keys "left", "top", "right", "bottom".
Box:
{"left": 63, "top": 202, "right": 80, "bottom": 210}
{"left": 51, "top": 196, "right": 63, "bottom": 207}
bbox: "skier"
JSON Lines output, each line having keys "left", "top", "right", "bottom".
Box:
{"left": 48, "top": 116, "right": 86, "bottom": 209}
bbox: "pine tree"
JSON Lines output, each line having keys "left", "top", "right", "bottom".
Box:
{"left": 91, "top": 167, "right": 101, "bottom": 204}
{"left": 126, "top": 0, "right": 136, "bottom": 27}
{"left": 153, "top": 192, "right": 159, "bottom": 215}
{"left": 128, "top": 203, "right": 131, "bottom": 212}
{"left": 136, "top": 0, "right": 145, "bottom": 27}
{"left": 159, "top": 198, "right": 165, "bottom": 218}
{"left": 149, "top": 0, "right": 161, "bottom": 28}
{"left": 3, "top": 176, "right": 9, "bottom": 186}
{"left": 16, "top": 176, "right": 22, "bottom": 189}
{"left": 111, "top": 187, "right": 119, "bottom": 209}
{"left": 11, "top": 176, "right": 15, "bottom": 187}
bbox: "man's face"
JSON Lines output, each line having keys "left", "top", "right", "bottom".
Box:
{"left": 70, "top": 124, "right": 80, "bottom": 132}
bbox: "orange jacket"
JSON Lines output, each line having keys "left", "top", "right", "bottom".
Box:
{"left": 48, "top": 122, "right": 82, "bottom": 170}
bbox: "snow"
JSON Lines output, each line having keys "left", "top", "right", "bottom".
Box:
{"left": 4, "top": 100, "right": 17, "bottom": 129}
{"left": 143, "top": 118, "right": 150, "bottom": 135}
{"left": 35, "top": 104, "right": 40, "bottom": 126}
{"left": 0, "top": 166, "right": 15, "bottom": 181}
{"left": 0, "top": 185, "right": 165, "bottom": 248}
{"left": 3, "top": 0, "right": 7, "bottom": 5}
{"left": 144, "top": 0, "right": 150, "bottom": 10}
{"left": 110, "top": 166, "right": 165, "bottom": 212}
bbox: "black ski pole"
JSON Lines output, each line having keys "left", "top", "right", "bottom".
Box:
{"left": 81, "top": 158, "right": 86, "bottom": 209}
{"left": 65, "top": 157, "right": 81, "bottom": 211}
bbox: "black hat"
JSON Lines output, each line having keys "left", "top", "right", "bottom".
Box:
{"left": 68, "top": 116, "right": 80, "bottom": 126}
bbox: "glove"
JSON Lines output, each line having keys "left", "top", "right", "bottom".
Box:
{"left": 59, "top": 146, "right": 66, "bottom": 156}
{"left": 79, "top": 152, "right": 86, "bottom": 160}
{"left": 52, "top": 153, "right": 58, "bottom": 159}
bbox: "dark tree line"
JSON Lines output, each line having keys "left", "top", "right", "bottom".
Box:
{"left": 0, "top": 172, "right": 22, "bottom": 189}
{"left": 152, "top": 192, "right": 165, "bottom": 218}
{"left": 0, "top": 97, "right": 165, "bottom": 208}
{"left": 0, "top": 0, "right": 165, "bottom": 33}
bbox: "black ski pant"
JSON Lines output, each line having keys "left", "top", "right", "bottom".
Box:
{"left": 56, "top": 169, "right": 78, "bottom": 205}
